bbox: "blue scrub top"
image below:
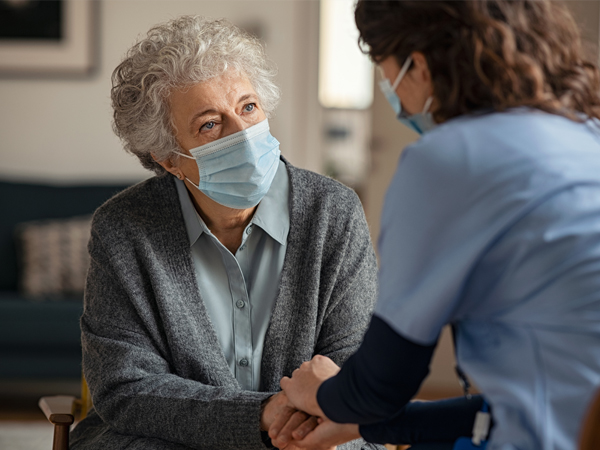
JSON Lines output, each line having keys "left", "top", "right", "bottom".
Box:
{"left": 375, "top": 109, "right": 600, "bottom": 450}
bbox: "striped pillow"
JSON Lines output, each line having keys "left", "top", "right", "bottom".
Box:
{"left": 16, "top": 215, "right": 92, "bottom": 299}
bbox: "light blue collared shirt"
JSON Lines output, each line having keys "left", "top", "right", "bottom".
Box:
{"left": 175, "top": 160, "right": 290, "bottom": 391}
{"left": 376, "top": 109, "right": 600, "bottom": 450}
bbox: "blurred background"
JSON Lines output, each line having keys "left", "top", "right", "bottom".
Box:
{"left": 0, "top": 0, "right": 598, "bottom": 446}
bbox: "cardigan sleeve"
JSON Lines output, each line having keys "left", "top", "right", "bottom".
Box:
{"left": 82, "top": 226, "right": 272, "bottom": 450}
{"left": 313, "top": 194, "right": 379, "bottom": 364}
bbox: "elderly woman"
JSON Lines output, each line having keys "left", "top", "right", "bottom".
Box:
{"left": 69, "top": 16, "right": 379, "bottom": 450}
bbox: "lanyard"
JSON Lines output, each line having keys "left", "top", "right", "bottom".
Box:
{"left": 451, "top": 325, "right": 491, "bottom": 448}
{"left": 451, "top": 324, "right": 472, "bottom": 398}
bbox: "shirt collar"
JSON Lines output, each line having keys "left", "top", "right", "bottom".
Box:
{"left": 175, "top": 159, "right": 290, "bottom": 246}
{"left": 251, "top": 159, "right": 290, "bottom": 245}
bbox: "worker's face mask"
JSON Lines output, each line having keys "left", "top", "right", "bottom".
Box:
{"left": 174, "top": 118, "right": 281, "bottom": 210}
{"left": 378, "top": 56, "right": 436, "bottom": 134}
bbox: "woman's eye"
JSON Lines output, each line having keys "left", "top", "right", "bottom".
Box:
{"left": 201, "top": 121, "right": 216, "bottom": 131}
{"left": 244, "top": 103, "right": 255, "bottom": 113}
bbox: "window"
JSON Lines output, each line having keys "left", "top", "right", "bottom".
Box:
{"left": 319, "top": 0, "right": 373, "bottom": 109}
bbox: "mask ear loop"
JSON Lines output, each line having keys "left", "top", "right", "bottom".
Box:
{"left": 391, "top": 55, "right": 413, "bottom": 91}
{"left": 171, "top": 151, "right": 200, "bottom": 188}
{"left": 173, "top": 151, "right": 194, "bottom": 160}
{"left": 422, "top": 96, "right": 434, "bottom": 114}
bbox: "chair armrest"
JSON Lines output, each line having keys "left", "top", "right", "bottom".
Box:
{"left": 38, "top": 395, "right": 77, "bottom": 419}
{"left": 39, "top": 396, "right": 76, "bottom": 450}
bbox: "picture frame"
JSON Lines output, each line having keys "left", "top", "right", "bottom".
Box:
{"left": 0, "top": 0, "right": 96, "bottom": 77}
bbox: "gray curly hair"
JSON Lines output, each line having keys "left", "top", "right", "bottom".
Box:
{"left": 111, "top": 15, "right": 280, "bottom": 175}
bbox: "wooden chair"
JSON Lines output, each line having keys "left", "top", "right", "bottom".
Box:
{"left": 38, "top": 376, "right": 93, "bottom": 450}
{"left": 580, "top": 387, "right": 600, "bottom": 450}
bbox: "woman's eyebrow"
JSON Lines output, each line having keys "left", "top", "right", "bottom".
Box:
{"left": 188, "top": 93, "right": 258, "bottom": 128}
{"left": 189, "top": 108, "right": 218, "bottom": 127}
{"left": 238, "top": 93, "right": 258, "bottom": 104}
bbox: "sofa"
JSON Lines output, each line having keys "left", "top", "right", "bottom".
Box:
{"left": 0, "top": 180, "right": 130, "bottom": 379}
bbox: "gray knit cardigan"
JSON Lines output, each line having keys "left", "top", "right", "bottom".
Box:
{"left": 70, "top": 161, "right": 381, "bottom": 450}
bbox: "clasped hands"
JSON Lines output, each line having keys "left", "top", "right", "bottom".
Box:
{"left": 260, "top": 355, "right": 360, "bottom": 450}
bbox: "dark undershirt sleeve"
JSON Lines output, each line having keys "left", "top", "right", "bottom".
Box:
{"left": 316, "top": 315, "right": 437, "bottom": 425}
{"left": 359, "top": 395, "right": 485, "bottom": 445}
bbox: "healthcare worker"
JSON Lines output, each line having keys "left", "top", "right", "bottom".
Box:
{"left": 270, "top": 1, "right": 600, "bottom": 449}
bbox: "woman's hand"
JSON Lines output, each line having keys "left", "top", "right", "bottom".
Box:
{"left": 270, "top": 411, "right": 319, "bottom": 449}
{"left": 279, "top": 355, "right": 341, "bottom": 417}
{"left": 287, "top": 418, "right": 360, "bottom": 450}
{"left": 272, "top": 355, "right": 342, "bottom": 449}
{"left": 263, "top": 392, "right": 324, "bottom": 450}
{"left": 261, "top": 391, "right": 297, "bottom": 432}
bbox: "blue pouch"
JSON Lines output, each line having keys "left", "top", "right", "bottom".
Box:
{"left": 453, "top": 436, "right": 487, "bottom": 450}
{"left": 452, "top": 401, "right": 490, "bottom": 450}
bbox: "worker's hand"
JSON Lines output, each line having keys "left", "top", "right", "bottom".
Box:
{"left": 279, "top": 355, "right": 341, "bottom": 418}
{"left": 286, "top": 418, "right": 360, "bottom": 450}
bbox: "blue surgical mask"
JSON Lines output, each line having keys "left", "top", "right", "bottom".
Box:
{"left": 174, "top": 118, "right": 280, "bottom": 209}
{"left": 378, "top": 56, "right": 436, "bottom": 134}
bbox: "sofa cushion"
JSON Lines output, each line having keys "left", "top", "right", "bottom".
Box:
{"left": 0, "top": 181, "right": 130, "bottom": 291}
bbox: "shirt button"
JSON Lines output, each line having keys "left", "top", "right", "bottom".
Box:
{"left": 236, "top": 300, "right": 245, "bottom": 309}
{"left": 239, "top": 358, "right": 249, "bottom": 367}
{"left": 246, "top": 226, "right": 253, "bottom": 235}
{"left": 239, "top": 244, "right": 245, "bottom": 251}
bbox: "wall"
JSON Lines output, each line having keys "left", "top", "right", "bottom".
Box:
{"left": 0, "top": 0, "right": 322, "bottom": 185}
{"left": 568, "top": 0, "right": 600, "bottom": 61}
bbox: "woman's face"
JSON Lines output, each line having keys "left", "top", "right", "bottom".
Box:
{"left": 166, "top": 70, "right": 267, "bottom": 183}
{"left": 379, "top": 53, "right": 434, "bottom": 116}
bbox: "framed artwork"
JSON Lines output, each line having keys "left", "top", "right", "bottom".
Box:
{"left": 0, "top": 0, "right": 96, "bottom": 77}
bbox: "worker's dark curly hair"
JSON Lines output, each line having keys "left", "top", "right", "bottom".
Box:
{"left": 355, "top": 0, "right": 600, "bottom": 123}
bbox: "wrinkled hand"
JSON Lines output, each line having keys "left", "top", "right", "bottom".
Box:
{"left": 279, "top": 355, "right": 341, "bottom": 417}
{"left": 262, "top": 392, "right": 322, "bottom": 450}
{"left": 286, "top": 418, "right": 360, "bottom": 450}
{"left": 261, "top": 391, "right": 297, "bottom": 432}
{"left": 270, "top": 410, "right": 319, "bottom": 449}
